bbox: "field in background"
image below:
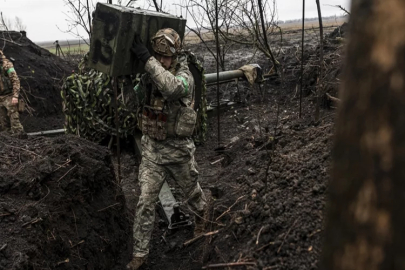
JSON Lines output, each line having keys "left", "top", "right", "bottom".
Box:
{"left": 38, "top": 17, "right": 347, "bottom": 54}
{"left": 279, "top": 16, "right": 346, "bottom": 30}
{"left": 40, "top": 42, "right": 89, "bottom": 55}
{"left": 184, "top": 17, "right": 346, "bottom": 44}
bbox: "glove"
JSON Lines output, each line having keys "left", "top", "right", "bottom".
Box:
{"left": 131, "top": 35, "right": 151, "bottom": 64}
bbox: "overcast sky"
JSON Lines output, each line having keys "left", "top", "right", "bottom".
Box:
{"left": 1, "top": 0, "right": 351, "bottom": 42}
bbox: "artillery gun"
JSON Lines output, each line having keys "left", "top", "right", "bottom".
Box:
{"left": 31, "top": 3, "right": 265, "bottom": 229}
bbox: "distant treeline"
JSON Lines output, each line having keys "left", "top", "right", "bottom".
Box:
{"left": 277, "top": 15, "right": 347, "bottom": 25}
{"left": 36, "top": 14, "right": 346, "bottom": 46}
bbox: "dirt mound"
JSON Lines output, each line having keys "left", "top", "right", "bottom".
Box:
{"left": 1, "top": 31, "right": 75, "bottom": 117}
{"left": 302, "top": 44, "right": 344, "bottom": 99}
{"left": 187, "top": 30, "right": 341, "bottom": 269}
{"left": 175, "top": 96, "right": 332, "bottom": 269}
{"left": 328, "top": 22, "right": 348, "bottom": 39}
{"left": 291, "top": 30, "right": 345, "bottom": 109}
{"left": 0, "top": 134, "right": 131, "bottom": 270}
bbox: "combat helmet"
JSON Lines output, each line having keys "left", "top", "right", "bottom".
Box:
{"left": 151, "top": 28, "right": 182, "bottom": 57}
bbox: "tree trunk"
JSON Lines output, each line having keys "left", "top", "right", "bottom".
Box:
{"left": 321, "top": 0, "right": 405, "bottom": 269}
{"left": 314, "top": 0, "right": 323, "bottom": 121}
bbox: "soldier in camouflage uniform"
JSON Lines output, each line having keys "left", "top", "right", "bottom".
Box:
{"left": 126, "top": 29, "right": 207, "bottom": 270}
{"left": 0, "top": 50, "right": 24, "bottom": 135}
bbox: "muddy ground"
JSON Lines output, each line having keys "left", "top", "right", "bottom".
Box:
{"left": 0, "top": 23, "right": 346, "bottom": 270}
{"left": 120, "top": 24, "right": 345, "bottom": 270}
{"left": 0, "top": 135, "right": 131, "bottom": 270}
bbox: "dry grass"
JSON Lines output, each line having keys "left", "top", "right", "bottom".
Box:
{"left": 184, "top": 17, "right": 347, "bottom": 44}
{"left": 279, "top": 17, "right": 346, "bottom": 31}
{"left": 41, "top": 43, "right": 89, "bottom": 55}
{"left": 38, "top": 17, "right": 346, "bottom": 53}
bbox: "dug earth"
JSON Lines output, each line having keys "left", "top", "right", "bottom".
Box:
{"left": 0, "top": 23, "right": 345, "bottom": 269}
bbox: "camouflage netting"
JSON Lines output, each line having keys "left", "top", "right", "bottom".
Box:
{"left": 62, "top": 52, "right": 207, "bottom": 144}
{"left": 61, "top": 55, "right": 136, "bottom": 143}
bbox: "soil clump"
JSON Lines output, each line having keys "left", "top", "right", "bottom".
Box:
{"left": 0, "top": 134, "right": 131, "bottom": 270}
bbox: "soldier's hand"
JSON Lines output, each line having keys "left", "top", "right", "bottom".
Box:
{"left": 131, "top": 35, "right": 151, "bottom": 64}
{"left": 12, "top": 97, "right": 18, "bottom": 105}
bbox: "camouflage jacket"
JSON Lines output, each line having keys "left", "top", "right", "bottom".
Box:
{"left": 0, "top": 57, "right": 20, "bottom": 98}
{"left": 133, "top": 54, "right": 195, "bottom": 107}
{"left": 132, "top": 53, "right": 196, "bottom": 164}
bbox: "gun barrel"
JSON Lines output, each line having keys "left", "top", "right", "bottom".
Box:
{"left": 205, "top": 70, "right": 245, "bottom": 85}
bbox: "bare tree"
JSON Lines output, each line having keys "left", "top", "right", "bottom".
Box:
{"left": 0, "top": 14, "right": 27, "bottom": 32}
{"left": 0, "top": 12, "right": 13, "bottom": 50}
{"left": 14, "top": 16, "right": 27, "bottom": 31}
{"left": 151, "top": 0, "right": 161, "bottom": 11}
{"left": 62, "top": 0, "right": 137, "bottom": 44}
{"left": 327, "top": 4, "right": 350, "bottom": 16}
{"left": 218, "top": 0, "right": 280, "bottom": 71}
{"left": 184, "top": 0, "right": 234, "bottom": 71}
{"left": 0, "top": 13, "right": 12, "bottom": 31}
{"left": 314, "top": 0, "right": 323, "bottom": 121}
{"left": 145, "top": 0, "right": 166, "bottom": 11}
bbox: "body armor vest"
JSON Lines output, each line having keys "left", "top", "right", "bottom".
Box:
{"left": 139, "top": 81, "right": 184, "bottom": 140}
{"left": 138, "top": 57, "right": 196, "bottom": 141}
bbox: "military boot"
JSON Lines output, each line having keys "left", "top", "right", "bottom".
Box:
{"left": 10, "top": 130, "right": 27, "bottom": 139}
{"left": 17, "top": 131, "right": 28, "bottom": 139}
{"left": 126, "top": 256, "right": 146, "bottom": 270}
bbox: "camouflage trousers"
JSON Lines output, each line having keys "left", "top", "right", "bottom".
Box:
{"left": 132, "top": 156, "right": 206, "bottom": 257}
{"left": 0, "top": 95, "right": 24, "bottom": 134}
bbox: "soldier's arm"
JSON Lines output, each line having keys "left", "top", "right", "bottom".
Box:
{"left": 134, "top": 74, "right": 149, "bottom": 106}
{"left": 144, "top": 57, "right": 194, "bottom": 101}
{"left": 3, "top": 60, "right": 20, "bottom": 98}
{"left": 126, "top": 75, "right": 147, "bottom": 110}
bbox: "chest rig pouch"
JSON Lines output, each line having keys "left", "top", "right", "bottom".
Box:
{"left": 174, "top": 99, "right": 197, "bottom": 137}
{"left": 139, "top": 97, "right": 168, "bottom": 141}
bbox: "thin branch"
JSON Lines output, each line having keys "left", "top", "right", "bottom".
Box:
{"left": 326, "top": 4, "right": 350, "bottom": 15}
{"left": 152, "top": 0, "right": 160, "bottom": 11}
{"left": 202, "top": 262, "right": 257, "bottom": 269}
{"left": 0, "top": 37, "right": 22, "bottom": 46}
{"left": 299, "top": 0, "right": 305, "bottom": 118}
{"left": 215, "top": 195, "right": 246, "bottom": 221}
{"left": 315, "top": 0, "right": 324, "bottom": 121}
{"left": 184, "top": 230, "right": 220, "bottom": 246}
{"left": 277, "top": 219, "right": 298, "bottom": 253}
